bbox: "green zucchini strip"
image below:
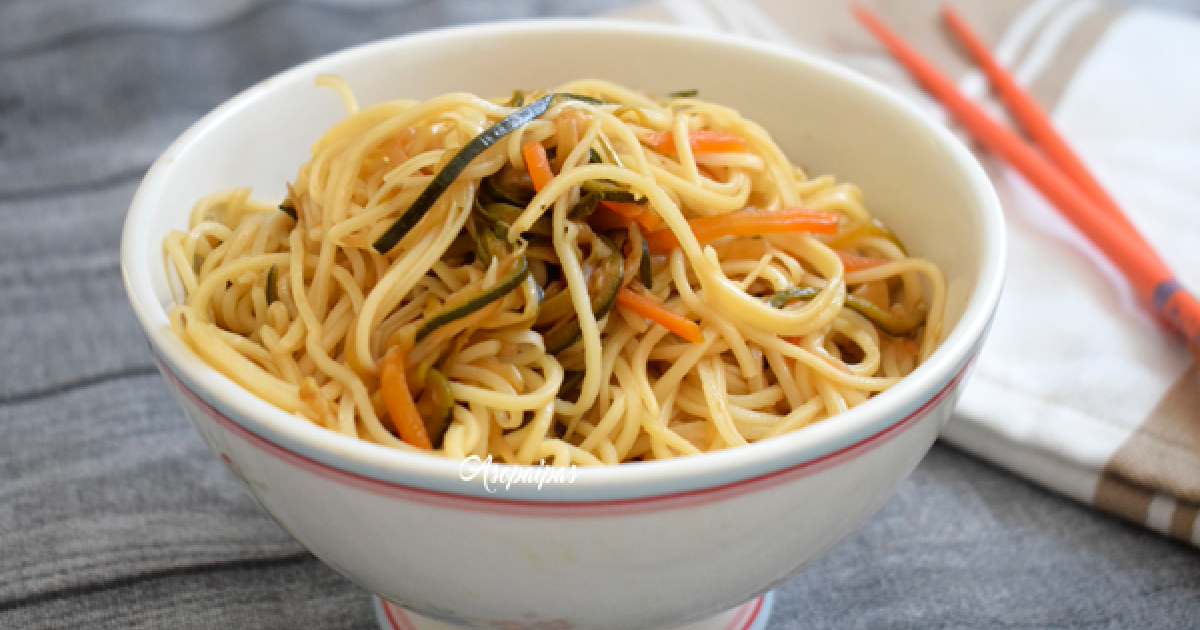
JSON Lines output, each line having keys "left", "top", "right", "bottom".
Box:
{"left": 768, "top": 286, "right": 928, "bottom": 337}
{"left": 558, "top": 370, "right": 586, "bottom": 402}
{"left": 419, "top": 368, "right": 456, "bottom": 448}
{"left": 265, "top": 264, "right": 278, "bottom": 305}
{"left": 535, "top": 285, "right": 576, "bottom": 327}
{"left": 543, "top": 247, "right": 624, "bottom": 353}
{"left": 559, "top": 93, "right": 610, "bottom": 106}
{"left": 765, "top": 286, "right": 820, "bottom": 308}
{"left": 480, "top": 171, "right": 534, "bottom": 208}
{"left": 415, "top": 255, "right": 530, "bottom": 342}
{"left": 639, "top": 230, "right": 653, "bottom": 289}
{"left": 567, "top": 190, "right": 603, "bottom": 221}
{"left": 373, "top": 93, "right": 602, "bottom": 253}
{"left": 581, "top": 180, "right": 645, "bottom": 204}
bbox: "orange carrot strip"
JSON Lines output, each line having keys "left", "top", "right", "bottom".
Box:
{"left": 522, "top": 141, "right": 554, "bottom": 192}
{"left": 617, "top": 287, "right": 704, "bottom": 343}
{"left": 643, "top": 230, "right": 676, "bottom": 252}
{"left": 381, "top": 346, "right": 432, "bottom": 450}
{"left": 643, "top": 129, "right": 748, "bottom": 154}
{"left": 645, "top": 208, "right": 840, "bottom": 252}
{"left": 587, "top": 205, "right": 634, "bottom": 232}
{"left": 641, "top": 131, "right": 670, "bottom": 152}
{"left": 836, "top": 250, "right": 888, "bottom": 272}
{"left": 603, "top": 200, "right": 662, "bottom": 232}
{"left": 697, "top": 163, "right": 722, "bottom": 181}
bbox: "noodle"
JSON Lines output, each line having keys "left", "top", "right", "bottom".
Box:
{"left": 164, "top": 79, "right": 947, "bottom": 465}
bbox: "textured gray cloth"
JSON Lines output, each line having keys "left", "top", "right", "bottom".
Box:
{"left": 1, "top": 0, "right": 1198, "bottom": 628}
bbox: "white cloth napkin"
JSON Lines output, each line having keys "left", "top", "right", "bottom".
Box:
{"left": 946, "top": 7, "right": 1200, "bottom": 542}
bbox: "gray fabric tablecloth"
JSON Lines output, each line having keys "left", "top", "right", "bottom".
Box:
{"left": 1, "top": 1, "right": 1198, "bottom": 628}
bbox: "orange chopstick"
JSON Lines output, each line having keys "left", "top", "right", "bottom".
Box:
{"left": 852, "top": 3, "right": 1200, "bottom": 350}
{"left": 941, "top": 5, "right": 1137, "bottom": 235}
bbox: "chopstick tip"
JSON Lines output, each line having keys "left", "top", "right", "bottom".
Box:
{"left": 850, "top": 2, "right": 883, "bottom": 32}
{"left": 942, "top": 3, "right": 974, "bottom": 36}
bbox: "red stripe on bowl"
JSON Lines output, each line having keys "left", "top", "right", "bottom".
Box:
{"left": 380, "top": 593, "right": 766, "bottom": 630}
{"left": 154, "top": 346, "right": 975, "bottom": 517}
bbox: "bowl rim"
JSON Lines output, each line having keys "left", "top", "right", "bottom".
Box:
{"left": 121, "top": 17, "right": 1006, "bottom": 502}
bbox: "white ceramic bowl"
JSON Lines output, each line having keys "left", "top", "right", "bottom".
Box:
{"left": 121, "top": 20, "right": 1004, "bottom": 630}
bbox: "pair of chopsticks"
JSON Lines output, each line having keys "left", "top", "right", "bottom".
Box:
{"left": 852, "top": 3, "right": 1200, "bottom": 356}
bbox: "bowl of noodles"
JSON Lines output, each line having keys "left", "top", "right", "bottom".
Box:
{"left": 121, "top": 19, "right": 1004, "bottom": 630}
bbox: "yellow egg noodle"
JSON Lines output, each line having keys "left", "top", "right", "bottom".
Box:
{"left": 163, "top": 79, "right": 946, "bottom": 466}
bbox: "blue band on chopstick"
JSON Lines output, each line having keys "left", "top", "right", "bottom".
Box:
{"left": 1152, "top": 278, "right": 1183, "bottom": 311}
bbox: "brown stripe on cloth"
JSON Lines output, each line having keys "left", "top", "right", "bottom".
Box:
{"left": 1171, "top": 501, "right": 1200, "bottom": 542}
{"left": 1096, "top": 364, "right": 1200, "bottom": 542}
{"left": 1026, "top": 3, "right": 1123, "bottom": 111}
{"left": 1094, "top": 472, "right": 1200, "bottom": 543}
{"left": 1093, "top": 471, "right": 1155, "bottom": 529}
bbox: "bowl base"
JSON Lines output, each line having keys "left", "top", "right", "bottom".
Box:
{"left": 373, "top": 591, "right": 774, "bottom": 630}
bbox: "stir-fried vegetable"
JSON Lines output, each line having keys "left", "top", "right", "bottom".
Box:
{"left": 542, "top": 244, "right": 624, "bottom": 353}
{"left": 645, "top": 208, "right": 840, "bottom": 251}
{"left": 636, "top": 225, "right": 654, "bottom": 289}
{"left": 767, "top": 286, "right": 928, "bottom": 337}
{"left": 616, "top": 286, "right": 704, "bottom": 343}
{"left": 476, "top": 200, "right": 552, "bottom": 240}
{"left": 415, "top": 368, "right": 455, "bottom": 448}
{"left": 480, "top": 167, "right": 535, "bottom": 208}
{"left": 416, "top": 252, "right": 531, "bottom": 342}
{"left": 569, "top": 180, "right": 660, "bottom": 231}
{"left": 559, "top": 370, "right": 586, "bottom": 402}
{"left": 603, "top": 200, "right": 661, "bottom": 232}
{"left": 580, "top": 180, "right": 642, "bottom": 203}
{"left": 374, "top": 93, "right": 599, "bottom": 254}
{"left": 643, "top": 129, "right": 748, "bottom": 154}
{"left": 568, "top": 190, "right": 604, "bottom": 221}
{"left": 826, "top": 218, "right": 908, "bottom": 255}
{"left": 586, "top": 205, "right": 636, "bottom": 232}
{"left": 835, "top": 250, "right": 889, "bottom": 272}
{"left": 265, "top": 264, "right": 278, "bottom": 305}
{"left": 471, "top": 217, "right": 509, "bottom": 263}
{"left": 523, "top": 141, "right": 554, "bottom": 192}
{"left": 381, "top": 346, "right": 432, "bottom": 449}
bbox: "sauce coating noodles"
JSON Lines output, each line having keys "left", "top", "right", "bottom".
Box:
{"left": 164, "top": 79, "right": 945, "bottom": 465}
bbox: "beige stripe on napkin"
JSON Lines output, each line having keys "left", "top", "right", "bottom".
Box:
{"left": 1113, "top": 365, "right": 1200, "bottom": 503}
{"left": 1025, "top": 4, "right": 1121, "bottom": 113}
